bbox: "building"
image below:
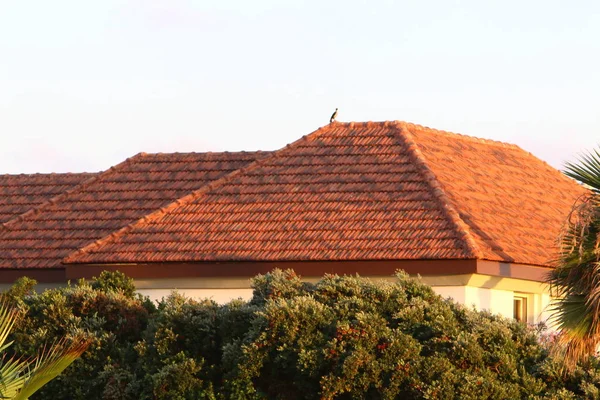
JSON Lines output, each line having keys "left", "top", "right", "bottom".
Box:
{"left": 0, "top": 121, "right": 585, "bottom": 323}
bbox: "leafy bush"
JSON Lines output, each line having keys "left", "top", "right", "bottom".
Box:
{"left": 6, "top": 269, "right": 600, "bottom": 399}
{"left": 91, "top": 270, "right": 137, "bottom": 299}
{"left": 223, "top": 271, "right": 548, "bottom": 399}
{"left": 9, "top": 274, "right": 153, "bottom": 399}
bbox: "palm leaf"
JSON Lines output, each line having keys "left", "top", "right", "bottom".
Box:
{"left": 0, "top": 301, "right": 29, "bottom": 399}
{"left": 548, "top": 147, "right": 600, "bottom": 369}
{"left": 12, "top": 338, "right": 89, "bottom": 400}
{"left": 0, "top": 357, "right": 29, "bottom": 399}
{"left": 0, "top": 300, "right": 90, "bottom": 399}
{"left": 0, "top": 301, "right": 19, "bottom": 353}
{"left": 564, "top": 149, "right": 600, "bottom": 192}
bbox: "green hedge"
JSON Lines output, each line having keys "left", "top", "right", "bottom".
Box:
{"left": 5, "top": 270, "right": 600, "bottom": 399}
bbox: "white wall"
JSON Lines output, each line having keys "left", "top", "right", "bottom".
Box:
{"left": 432, "top": 285, "right": 552, "bottom": 324}
{"left": 537, "top": 293, "right": 555, "bottom": 328}
{"left": 0, "top": 282, "right": 63, "bottom": 293}
{"left": 139, "top": 281, "right": 553, "bottom": 327}
{"left": 0, "top": 276, "right": 554, "bottom": 326}
{"left": 137, "top": 288, "right": 253, "bottom": 303}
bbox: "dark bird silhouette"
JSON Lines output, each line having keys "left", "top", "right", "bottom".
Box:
{"left": 330, "top": 108, "right": 338, "bottom": 123}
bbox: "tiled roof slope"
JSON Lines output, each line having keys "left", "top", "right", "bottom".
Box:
{"left": 0, "top": 152, "right": 268, "bottom": 269}
{"left": 0, "top": 173, "right": 97, "bottom": 223}
{"left": 404, "top": 122, "right": 587, "bottom": 266}
{"left": 66, "top": 121, "right": 490, "bottom": 265}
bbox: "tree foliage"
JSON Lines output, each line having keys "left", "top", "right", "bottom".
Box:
{"left": 6, "top": 270, "right": 600, "bottom": 399}
{"left": 548, "top": 148, "right": 600, "bottom": 368}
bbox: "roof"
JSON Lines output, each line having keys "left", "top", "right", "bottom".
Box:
{"left": 406, "top": 124, "right": 585, "bottom": 266}
{"left": 0, "top": 173, "right": 97, "bottom": 223}
{"left": 66, "top": 121, "right": 585, "bottom": 267}
{"left": 0, "top": 151, "right": 269, "bottom": 269}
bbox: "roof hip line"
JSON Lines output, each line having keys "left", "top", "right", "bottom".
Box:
{"left": 392, "top": 121, "right": 483, "bottom": 259}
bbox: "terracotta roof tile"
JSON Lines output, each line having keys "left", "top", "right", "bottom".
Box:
{"left": 66, "top": 122, "right": 485, "bottom": 265}
{"left": 0, "top": 173, "right": 97, "bottom": 223}
{"left": 403, "top": 122, "right": 587, "bottom": 266}
{"left": 5, "top": 121, "right": 586, "bottom": 270}
{"left": 0, "top": 152, "right": 268, "bottom": 269}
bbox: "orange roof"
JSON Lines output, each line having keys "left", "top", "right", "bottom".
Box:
{"left": 65, "top": 121, "right": 585, "bottom": 267}
{"left": 0, "top": 173, "right": 96, "bottom": 223}
{"left": 0, "top": 152, "right": 268, "bottom": 269}
{"left": 407, "top": 125, "right": 585, "bottom": 265}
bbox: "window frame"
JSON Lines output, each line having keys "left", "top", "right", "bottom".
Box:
{"left": 513, "top": 294, "right": 528, "bottom": 323}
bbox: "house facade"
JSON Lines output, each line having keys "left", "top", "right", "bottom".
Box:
{"left": 0, "top": 121, "right": 585, "bottom": 324}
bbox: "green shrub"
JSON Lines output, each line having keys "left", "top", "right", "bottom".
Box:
{"left": 5, "top": 269, "right": 600, "bottom": 399}
{"left": 9, "top": 275, "right": 153, "bottom": 400}
{"left": 91, "top": 270, "right": 138, "bottom": 299}
{"left": 223, "top": 272, "right": 551, "bottom": 399}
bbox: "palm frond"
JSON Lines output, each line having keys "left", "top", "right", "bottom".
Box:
{"left": 0, "top": 356, "right": 29, "bottom": 399}
{"left": 547, "top": 148, "right": 600, "bottom": 369}
{"left": 0, "top": 301, "right": 29, "bottom": 400}
{"left": 0, "top": 300, "right": 90, "bottom": 400}
{"left": 12, "top": 338, "right": 90, "bottom": 400}
{"left": 564, "top": 148, "right": 600, "bottom": 193}
{"left": 0, "top": 301, "right": 19, "bottom": 353}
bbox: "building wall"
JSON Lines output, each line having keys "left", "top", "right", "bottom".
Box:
{"left": 433, "top": 286, "right": 514, "bottom": 319}
{"left": 137, "top": 288, "right": 253, "bottom": 303}
{"left": 0, "top": 274, "right": 554, "bottom": 326}
{"left": 133, "top": 275, "right": 553, "bottom": 326}
{"left": 538, "top": 293, "right": 555, "bottom": 328}
{"left": 432, "top": 285, "right": 552, "bottom": 324}
{"left": 0, "top": 282, "right": 63, "bottom": 293}
{"left": 135, "top": 283, "right": 552, "bottom": 325}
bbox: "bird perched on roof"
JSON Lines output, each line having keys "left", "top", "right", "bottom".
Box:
{"left": 330, "top": 108, "right": 338, "bottom": 123}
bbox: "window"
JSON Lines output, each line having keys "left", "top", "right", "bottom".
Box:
{"left": 513, "top": 295, "right": 527, "bottom": 323}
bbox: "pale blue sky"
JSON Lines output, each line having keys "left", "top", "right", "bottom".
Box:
{"left": 0, "top": 0, "right": 598, "bottom": 173}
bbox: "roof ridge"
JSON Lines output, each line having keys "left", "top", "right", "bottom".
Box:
{"left": 396, "top": 121, "right": 522, "bottom": 149}
{"left": 63, "top": 124, "right": 336, "bottom": 263}
{"left": 0, "top": 172, "right": 97, "bottom": 178}
{"left": 330, "top": 120, "right": 521, "bottom": 149}
{"left": 1, "top": 153, "right": 148, "bottom": 230}
{"left": 392, "top": 121, "right": 484, "bottom": 259}
{"left": 139, "top": 150, "right": 270, "bottom": 157}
